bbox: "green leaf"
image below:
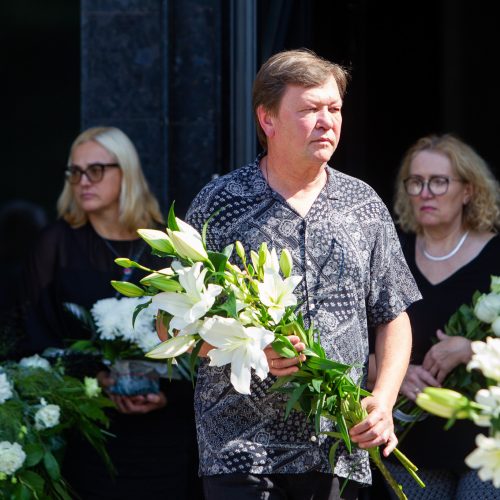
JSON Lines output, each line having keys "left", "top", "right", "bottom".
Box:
{"left": 63, "top": 302, "right": 96, "bottom": 332}
{"left": 215, "top": 291, "right": 238, "bottom": 319}
{"left": 207, "top": 250, "right": 230, "bottom": 274}
{"left": 328, "top": 440, "right": 341, "bottom": 473}
{"left": 336, "top": 411, "right": 352, "bottom": 454}
{"left": 132, "top": 299, "right": 152, "bottom": 327}
{"left": 44, "top": 450, "right": 61, "bottom": 480}
{"left": 18, "top": 470, "right": 45, "bottom": 495}
{"left": 311, "top": 378, "right": 323, "bottom": 393}
{"left": 306, "top": 357, "right": 350, "bottom": 372}
{"left": 272, "top": 335, "right": 298, "bottom": 359}
{"left": 24, "top": 442, "right": 44, "bottom": 466}
{"left": 201, "top": 206, "right": 224, "bottom": 247}
{"left": 167, "top": 201, "right": 180, "bottom": 231}
{"left": 284, "top": 384, "right": 306, "bottom": 420}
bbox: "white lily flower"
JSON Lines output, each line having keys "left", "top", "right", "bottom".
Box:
{"left": 257, "top": 269, "right": 302, "bottom": 324}
{"left": 167, "top": 219, "right": 208, "bottom": 261}
{"left": 468, "top": 337, "right": 500, "bottom": 382}
{"left": 152, "top": 262, "right": 222, "bottom": 332}
{"left": 473, "top": 387, "right": 500, "bottom": 427}
{"left": 263, "top": 247, "right": 280, "bottom": 274}
{"left": 198, "top": 316, "right": 274, "bottom": 395}
{"left": 465, "top": 432, "right": 500, "bottom": 487}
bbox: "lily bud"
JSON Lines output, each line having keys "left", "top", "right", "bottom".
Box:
{"left": 258, "top": 242, "right": 268, "bottom": 269}
{"left": 279, "top": 248, "right": 293, "bottom": 278}
{"left": 417, "top": 387, "right": 470, "bottom": 419}
{"left": 250, "top": 250, "right": 260, "bottom": 275}
{"left": 137, "top": 229, "right": 175, "bottom": 254}
{"left": 115, "top": 257, "right": 134, "bottom": 268}
{"left": 235, "top": 241, "right": 246, "bottom": 263}
{"left": 167, "top": 228, "right": 208, "bottom": 261}
{"left": 140, "top": 272, "right": 183, "bottom": 292}
{"left": 110, "top": 280, "right": 145, "bottom": 297}
{"left": 146, "top": 335, "right": 197, "bottom": 358}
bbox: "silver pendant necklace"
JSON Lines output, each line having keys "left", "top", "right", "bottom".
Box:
{"left": 422, "top": 231, "right": 469, "bottom": 262}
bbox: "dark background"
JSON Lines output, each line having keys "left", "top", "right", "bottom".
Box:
{"left": 2, "top": 0, "right": 499, "bottom": 223}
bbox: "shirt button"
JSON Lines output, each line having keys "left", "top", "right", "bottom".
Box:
{"left": 310, "top": 303, "right": 315, "bottom": 310}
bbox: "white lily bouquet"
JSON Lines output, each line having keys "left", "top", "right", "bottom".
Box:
{"left": 64, "top": 297, "right": 180, "bottom": 395}
{"left": 417, "top": 337, "right": 500, "bottom": 488}
{"left": 0, "top": 354, "right": 114, "bottom": 499}
{"left": 395, "top": 276, "right": 500, "bottom": 434}
{"left": 110, "top": 203, "right": 423, "bottom": 499}
{"left": 416, "top": 276, "right": 500, "bottom": 488}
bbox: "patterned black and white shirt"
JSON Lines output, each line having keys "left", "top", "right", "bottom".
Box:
{"left": 186, "top": 156, "right": 421, "bottom": 484}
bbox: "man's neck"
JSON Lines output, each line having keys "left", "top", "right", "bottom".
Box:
{"left": 261, "top": 154, "right": 328, "bottom": 217}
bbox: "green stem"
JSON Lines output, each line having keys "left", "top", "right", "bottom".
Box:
{"left": 368, "top": 447, "right": 407, "bottom": 500}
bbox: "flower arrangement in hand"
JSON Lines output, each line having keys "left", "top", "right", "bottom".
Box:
{"left": 394, "top": 276, "right": 500, "bottom": 433}
{"left": 417, "top": 335, "right": 500, "bottom": 488}
{"left": 0, "top": 354, "right": 114, "bottom": 499}
{"left": 64, "top": 296, "right": 185, "bottom": 395}
{"left": 110, "top": 203, "right": 423, "bottom": 499}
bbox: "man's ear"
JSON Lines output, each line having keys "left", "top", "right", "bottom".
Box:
{"left": 256, "top": 105, "right": 275, "bottom": 140}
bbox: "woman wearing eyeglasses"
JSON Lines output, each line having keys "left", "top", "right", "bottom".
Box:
{"left": 373, "top": 134, "right": 500, "bottom": 498}
{"left": 20, "top": 127, "right": 202, "bottom": 499}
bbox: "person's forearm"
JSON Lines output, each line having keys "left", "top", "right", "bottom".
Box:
{"left": 373, "top": 312, "right": 412, "bottom": 407}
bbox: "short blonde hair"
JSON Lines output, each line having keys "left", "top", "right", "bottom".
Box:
{"left": 252, "top": 48, "right": 350, "bottom": 149}
{"left": 57, "top": 126, "right": 164, "bottom": 231}
{"left": 394, "top": 134, "right": 500, "bottom": 233}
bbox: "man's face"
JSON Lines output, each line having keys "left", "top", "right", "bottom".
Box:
{"left": 270, "top": 76, "right": 343, "bottom": 166}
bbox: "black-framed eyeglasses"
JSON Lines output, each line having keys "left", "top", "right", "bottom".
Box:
{"left": 403, "top": 175, "right": 463, "bottom": 196}
{"left": 64, "top": 163, "right": 120, "bottom": 184}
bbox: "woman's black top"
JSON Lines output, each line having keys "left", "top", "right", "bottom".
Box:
{"left": 20, "top": 219, "right": 202, "bottom": 499}
{"left": 397, "top": 231, "right": 500, "bottom": 471}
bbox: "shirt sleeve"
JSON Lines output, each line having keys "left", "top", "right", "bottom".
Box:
{"left": 365, "top": 200, "right": 422, "bottom": 327}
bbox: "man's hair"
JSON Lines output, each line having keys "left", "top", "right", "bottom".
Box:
{"left": 394, "top": 133, "right": 500, "bottom": 233}
{"left": 57, "top": 126, "right": 164, "bottom": 231}
{"left": 252, "top": 48, "right": 350, "bottom": 149}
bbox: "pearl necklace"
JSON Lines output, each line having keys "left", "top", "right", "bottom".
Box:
{"left": 422, "top": 231, "right": 469, "bottom": 262}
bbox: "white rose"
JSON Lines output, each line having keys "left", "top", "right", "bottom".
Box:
{"left": 468, "top": 338, "right": 500, "bottom": 382}
{"left": 19, "top": 354, "right": 51, "bottom": 371}
{"left": 0, "top": 373, "right": 13, "bottom": 404}
{"left": 34, "top": 403, "right": 61, "bottom": 430}
{"left": 475, "top": 293, "right": 500, "bottom": 324}
{"left": 492, "top": 316, "right": 500, "bottom": 337}
{"left": 0, "top": 441, "right": 26, "bottom": 475}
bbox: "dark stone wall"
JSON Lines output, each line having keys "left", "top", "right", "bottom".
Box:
{"left": 81, "top": 0, "right": 223, "bottom": 219}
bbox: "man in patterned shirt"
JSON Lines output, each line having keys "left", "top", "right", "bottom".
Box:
{"left": 185, "top": 49, "right": 421, "bottom": 499}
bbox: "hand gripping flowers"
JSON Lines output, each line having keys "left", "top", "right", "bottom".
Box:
{"left": 111, "top": 203, "right": 424, "bottom": 499}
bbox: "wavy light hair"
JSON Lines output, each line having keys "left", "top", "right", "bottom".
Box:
{"left": 394, "top": 134, "right": 500, "bottom": 234}
{"left": 252, "top": 48, "right": 350, "bottom": 149}
{"left": 57, "top": 126, "right": 164, "bottom": 231}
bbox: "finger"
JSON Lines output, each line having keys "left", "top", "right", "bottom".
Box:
{"left": 436, "top": 329, "right": 448, "bottom": 340}
{"left": 382, "top": 433, "right": 398, "bottom": 457}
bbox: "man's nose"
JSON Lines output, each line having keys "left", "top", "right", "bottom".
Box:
{"left": 316, "top": 108, "right": 334, "bottom": 129}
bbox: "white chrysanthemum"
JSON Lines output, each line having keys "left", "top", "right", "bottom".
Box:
{"left": 135, "top": 329, "right": 161, "bottom": 353}
{"left": 84, "top": 377, "right": 101, "bottom": 398}
{"left": 19, "top": 354, "right": 51, "bottom": 371}
{"left": 34, "top": 402, "right": 61, "bottom": 430}
{"left": 465, "top": 432, "right": 500, "bottom": 487}
{"left": 91, "top": 298, "right": 123, "bottom": 340}
{"left": 0, "top": 373, "right": 13, "bottom": 404}
{"left": 468, "top": 337, "right": 500, "bottom": 382}
{"left": 0, "top": 441, "right": 26, "bottom": 475}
